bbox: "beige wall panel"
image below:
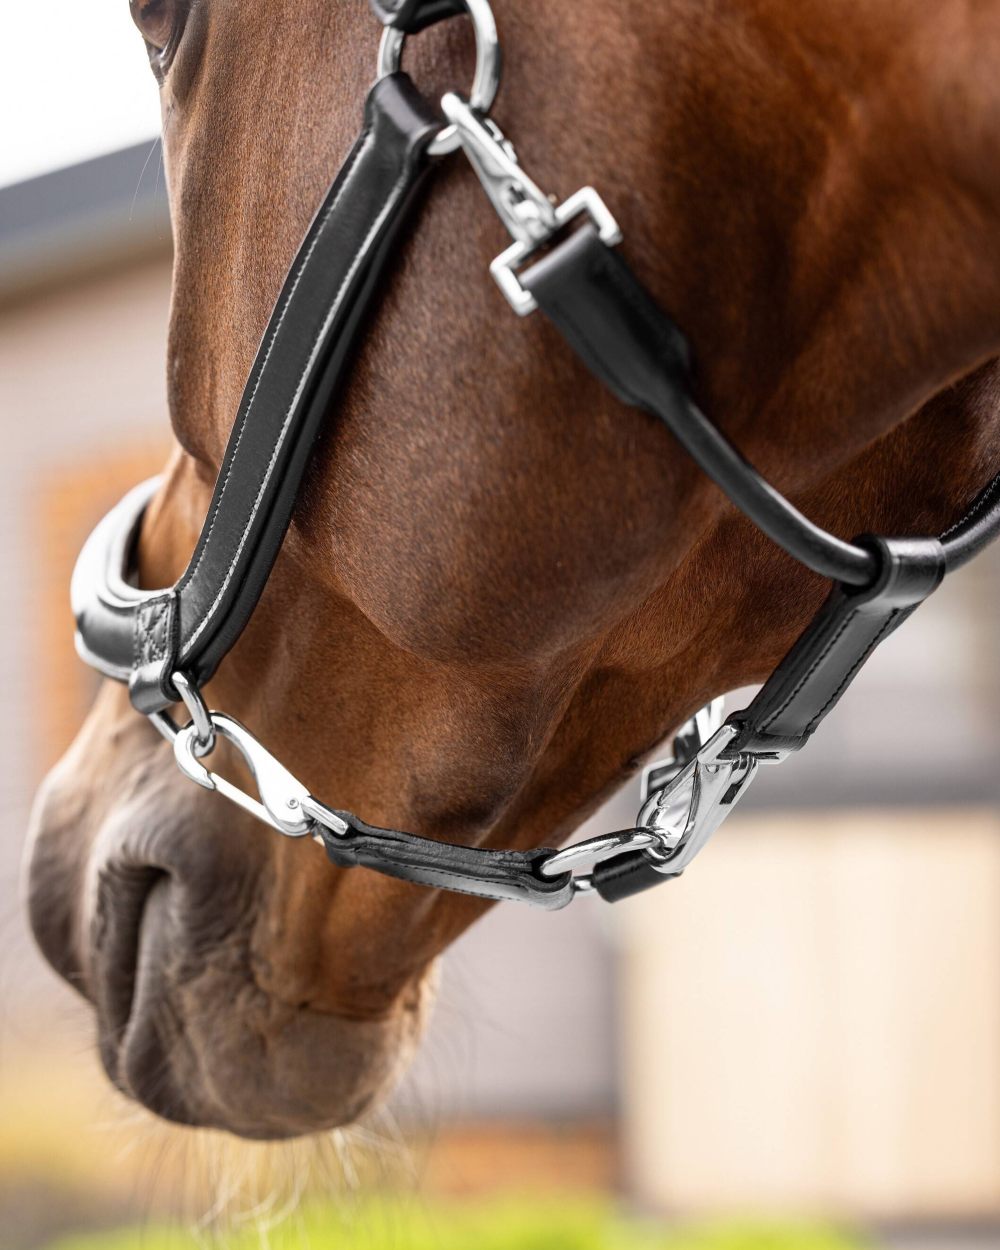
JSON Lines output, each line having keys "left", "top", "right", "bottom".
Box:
{"left": 619, "top": 809, "right": 1000, "bottom": 1220}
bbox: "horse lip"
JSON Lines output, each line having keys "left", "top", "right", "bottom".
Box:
{"left": 90, "top": 865, "right": 211, "bottom": 1128}
{"left": 89, "top": 861, "right": 168, "bottom": 1090}
{"left": 77, "top": 810, "right": 434, "bottom": 1137}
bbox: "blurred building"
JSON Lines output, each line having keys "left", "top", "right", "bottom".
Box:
{"left": 1, "top": 146, "right": 999, "bottom": 1246}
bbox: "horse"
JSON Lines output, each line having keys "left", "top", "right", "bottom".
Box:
{"left": 25, "top": 0, "right": 1000, "bottom": 1139}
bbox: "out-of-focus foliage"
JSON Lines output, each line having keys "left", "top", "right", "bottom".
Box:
{"left": 41, "top": 1198, "right": 870, "bottom": 1250}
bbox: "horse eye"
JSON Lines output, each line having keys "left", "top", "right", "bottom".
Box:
{"left": 129, "top": 0, "right": 181, "bottom": 52}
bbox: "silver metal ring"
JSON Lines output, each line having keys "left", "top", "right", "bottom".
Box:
{"left": 172, "top": 671, "right": 215, "bottom": 755}
{"left": 376, "top": 0, "right": 501, "bottom": 156}
{"left": 538, "top": 829, "right": 661, "bottom": 880}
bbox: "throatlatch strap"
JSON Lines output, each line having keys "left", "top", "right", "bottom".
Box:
{"left": 520, "top": 226, "right": 880, "bottom": 588}
{"left": 512, "top": 217, "right": 1000, "bottom": 902}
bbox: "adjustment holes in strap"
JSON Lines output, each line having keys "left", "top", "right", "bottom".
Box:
{"left": 375, "top": 0, "right": 500, "bottom": 155}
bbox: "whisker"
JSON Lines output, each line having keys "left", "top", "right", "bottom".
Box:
{"left": 130, "top": 137, "right": 162, "bottom": 224}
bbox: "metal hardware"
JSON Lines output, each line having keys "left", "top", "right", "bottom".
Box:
{"left": 440, "top": 94, "right": 557, "bottom": 245}
{"left": 444, "top": 95, "right": 622, "bottom": 314}
{"left": 299, "top": 794, "right": 352, "bottom": 839}
{"left": 492, "top": 188, "right": 622, "bottom": 315}
{"left": 538, "top": 828, "right": 662, "bottom": 880}
{"left": 635, "top": 722, "right": 765, "bottom": 878}
{"left": 377, "top": 0, "right": 501, "bottom": 157}
{"left": 173, "top": 713, "right": 317, "bottom": 837}
{"left": 640, "top": 697, "right": 725, "bottom": 801}
{"left": 172, "top": 671, "right": 215, "bottom": 754}
{"left": 537, "top": 715, "right": 775, "bottom": 894}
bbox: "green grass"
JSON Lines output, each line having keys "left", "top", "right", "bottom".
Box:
{"left": 41, "top": 1197, "right": 871, "bottom": 1250}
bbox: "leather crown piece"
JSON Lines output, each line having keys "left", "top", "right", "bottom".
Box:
{"left": 72, "top": 0, "right": 1000, "bottom": 906}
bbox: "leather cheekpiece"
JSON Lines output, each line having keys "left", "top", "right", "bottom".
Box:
{"left": 74, "top": 74, "right": 441, "bottom": 713}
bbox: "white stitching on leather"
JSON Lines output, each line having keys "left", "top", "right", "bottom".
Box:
{"left": 180, "top": 152, "right": 410, "bottom": 658}
{"left": 758, "top": 608, "right": 858, "bottom": 731}
{"left": 178, "top": 124, "right": 374, "bottom": 595}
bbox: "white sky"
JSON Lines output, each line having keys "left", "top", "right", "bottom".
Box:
{"left": 0, "top": 3, "right": 162, "bottom": 187}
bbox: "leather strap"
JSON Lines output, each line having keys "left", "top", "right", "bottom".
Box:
{"left": 592, "top": 850, "right": 675, "bottom": 904}
{"left": 727, "top": 534, "right": 945, "bottom": 755}
{"left": 940, "top": 468, "right": 1000, "bottom": 571}
{"left": 591, "top": 537, "right": 946, "bottom": 902}
{"left": 73, "top": 74, "right": 441, "bottom": 713}
{"left": 315, "top": 811, "right": 574, "bottom": 908}
{"left": 370, "top": 0, "right": 465, "bottom": 32}
{"left": 593, "top": 535, "right": 946, "bottom": 902}
{"left": 515, "top": 222, "right": 984, "bottom": 902}
{"left": 166, "top": 74, "right": 440, "bottom": 709}
{"left": 521, "top": 222, "right": 1000, "bottom": 579}
{"left": 520, "top": 226, "right": 879, "bottom": 588}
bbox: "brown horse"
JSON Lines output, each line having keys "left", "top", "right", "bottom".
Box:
{"left": 25, "top": 0, "right": 1000, "bottom": 1139}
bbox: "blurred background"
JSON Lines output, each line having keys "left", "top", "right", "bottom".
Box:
{"left": 2, "top": 5, "right": 999, "bottom": 1250}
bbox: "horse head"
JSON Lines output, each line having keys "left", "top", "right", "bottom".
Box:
{"left": 25, "top": 0, "right": 1000, "bottom": 1138}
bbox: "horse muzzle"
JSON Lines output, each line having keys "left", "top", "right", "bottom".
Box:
{"left": 24, "top": 684, "right": 434, "bottom": 1139}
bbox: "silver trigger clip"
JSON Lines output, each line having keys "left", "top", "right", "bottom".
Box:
{"left": 441, "top": 92, "right": 558, "bottom": 246}
{"left": 442, "top": 92, "right": 622, "bottom": 315}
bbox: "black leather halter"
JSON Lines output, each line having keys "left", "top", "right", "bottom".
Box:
{"left": 72, "top": 0, "right": 1000, "bottom": 908}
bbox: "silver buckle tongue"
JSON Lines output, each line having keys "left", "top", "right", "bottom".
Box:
{"left": 442, "top": 93, "right": 622, "bottom": 315}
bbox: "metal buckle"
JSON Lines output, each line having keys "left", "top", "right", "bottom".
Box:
{"left": 171, "top": 670, "right": 215, "bottom": 754}
{"left": 443, "top": 94, "right": 622, "bottom": 315}
{"left": 538, "top": 723, "right": 760, "bottom": 894}
{"left": 538, "top": 827, "right": 664, "bottom": 886}
{"left": 377, "top": 0, "right": 501, "bottom": 157}
{"left": 171, "top": 712, "right": 353, "bottom": 841}
{"left": 150, "top": 674, "right": 349, "bottom": 841}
